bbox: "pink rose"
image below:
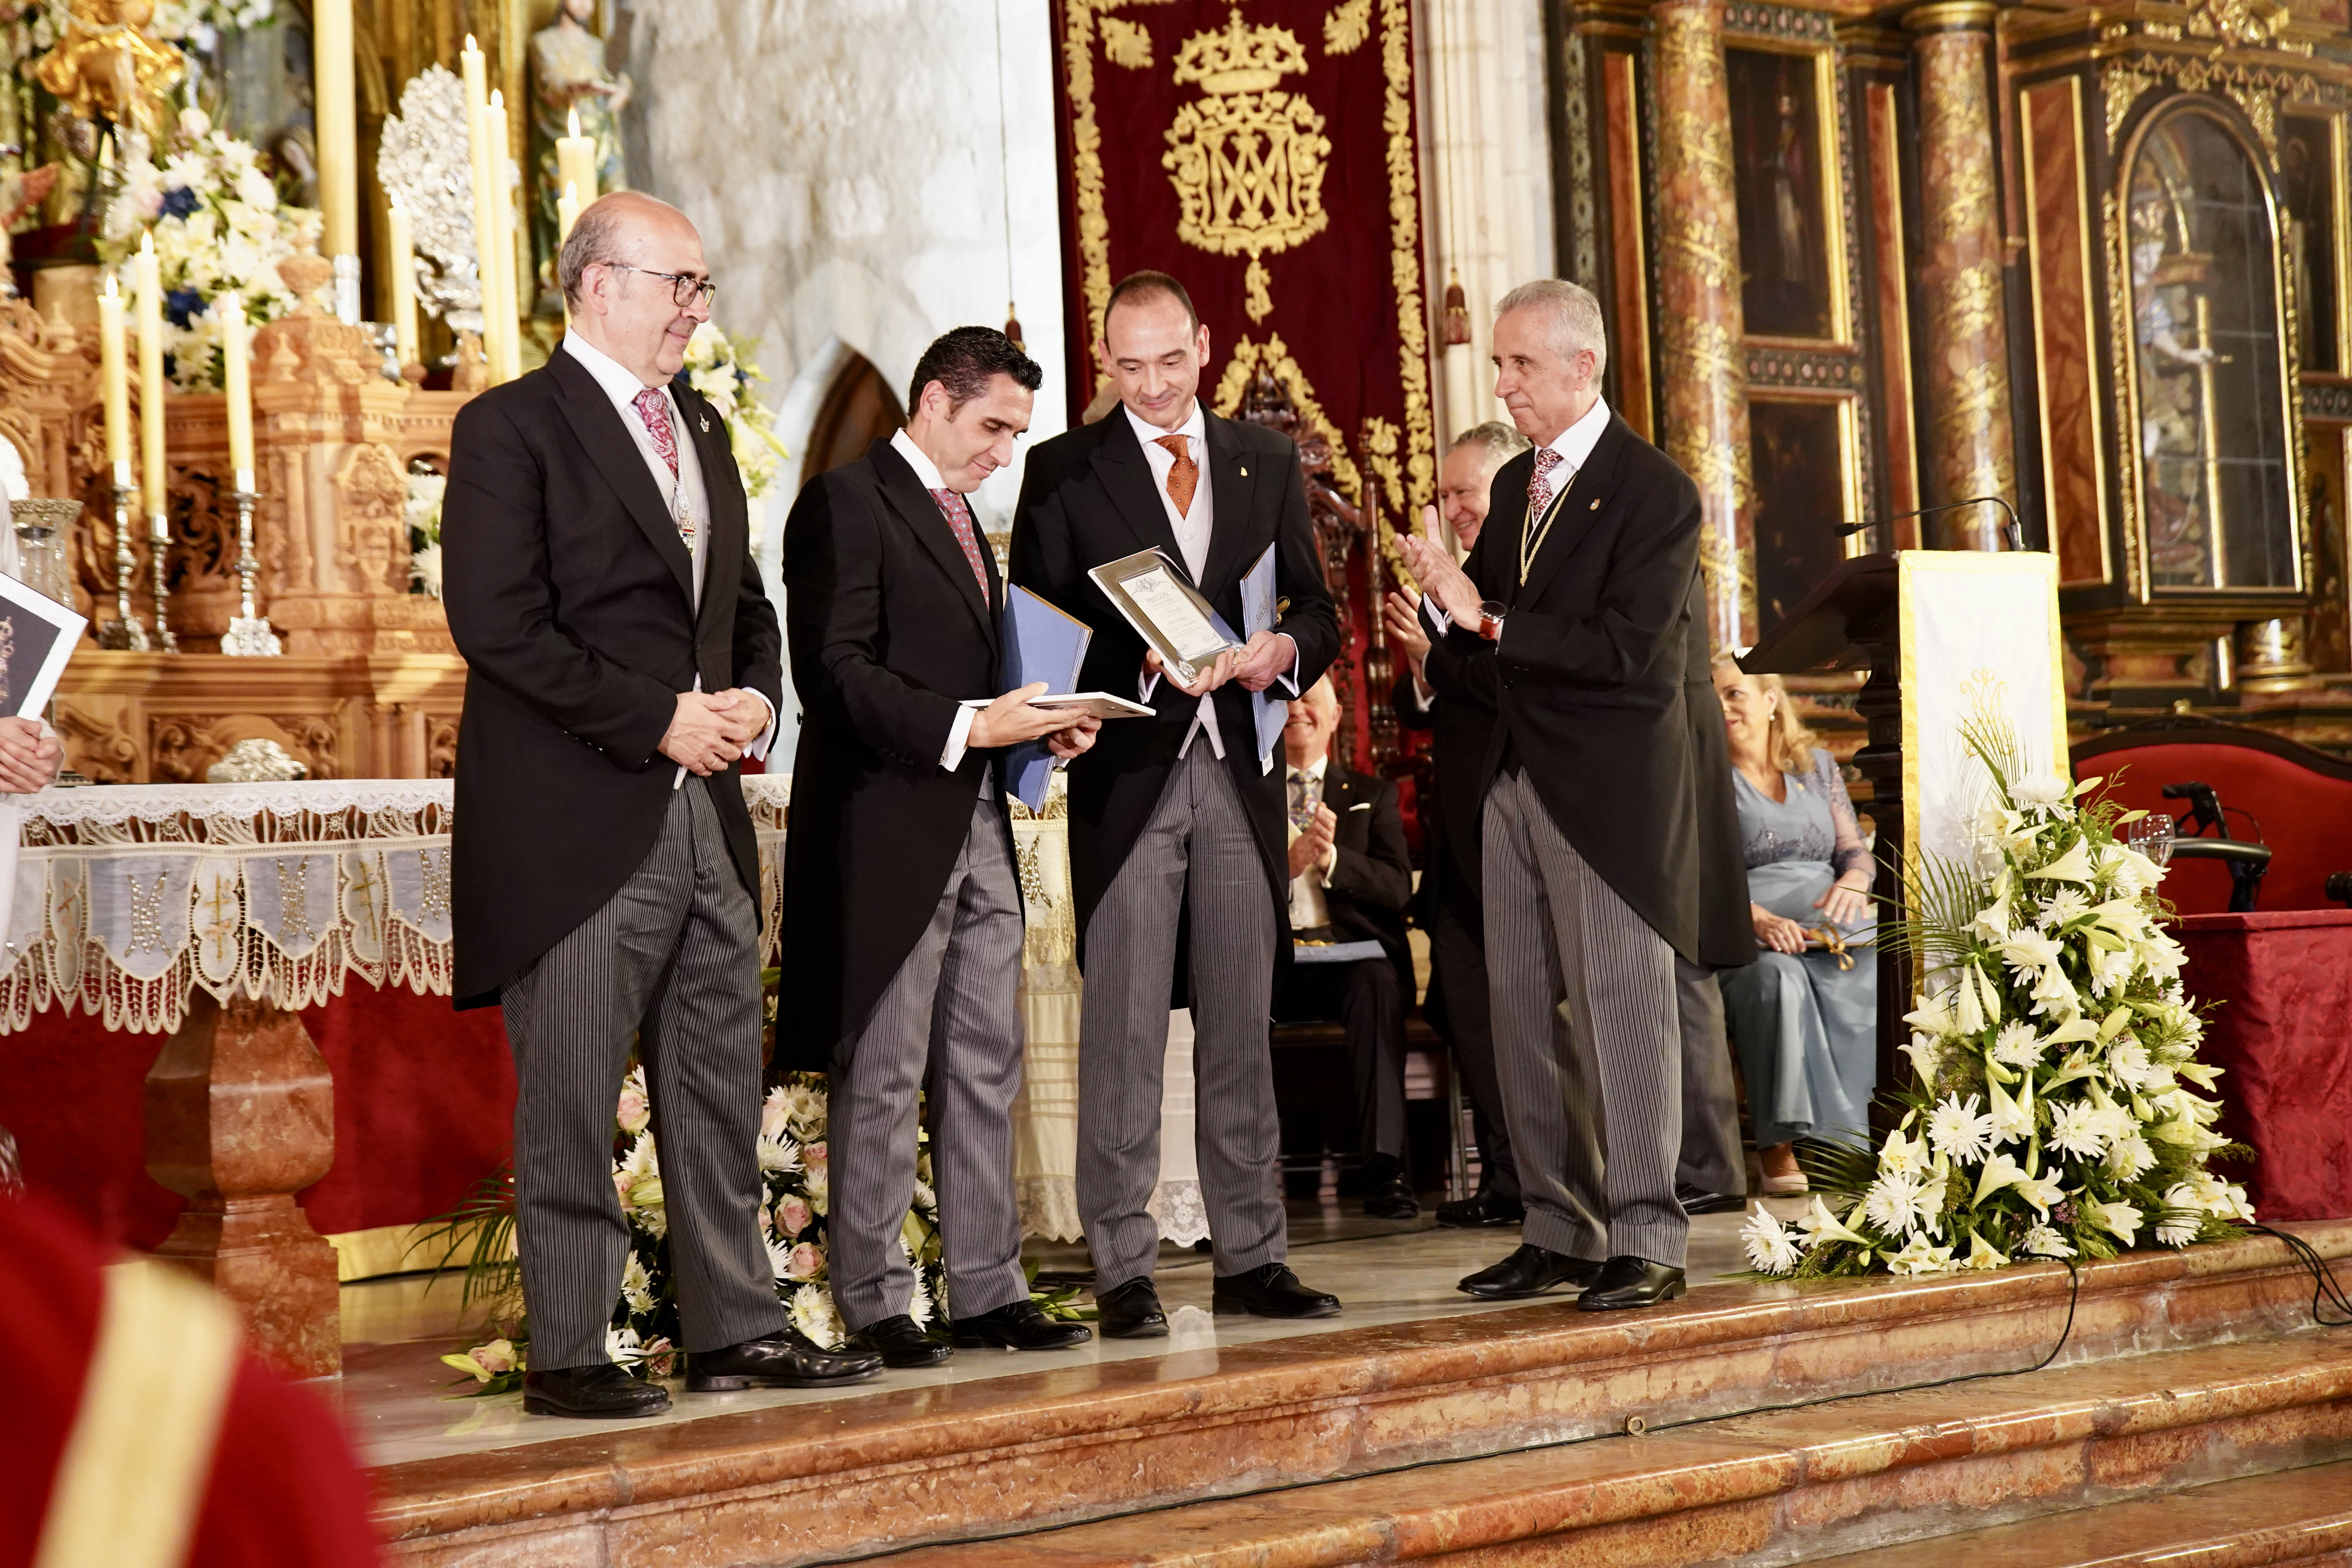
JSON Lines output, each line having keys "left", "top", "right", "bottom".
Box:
{"left": 472, "top": 1339, "right": 515, "bottom": 1374}
{"left": 613, "top": 1168, "right": 633, "bottom": 1204}
{"left": 616, "top": 1085, "right": 650, "bottom": 1133}
{"left": 640, "top": 1338, "right": 677, "bottom": 1379}
{"left": 785, "top": 1241, "right": 823, "bottom": 1280}
{"left": 777, "top": 1196, "right": 812, "bottom": 1237}
{"left": 805, "top": 1142, "right": 828, "bottom": 1168}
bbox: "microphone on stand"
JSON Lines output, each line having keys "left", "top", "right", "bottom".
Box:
{"left": 1835, "top": 495, "right": 2023, "bottom": 554}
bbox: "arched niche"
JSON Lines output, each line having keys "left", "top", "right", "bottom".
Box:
{"left": 2119, "top": 100, "right": 2303, "bottom": 594}
{"left": 802, "top": 352, "right": 907, "bottom": 482}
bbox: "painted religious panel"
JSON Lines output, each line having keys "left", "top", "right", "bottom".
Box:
{"left": 2124, "top": 105, "right": 2300, "bottom": 591}
{"left": 1726, "top": 45, "right": 1843, "bottom": 342}
{"left": 1748, "top": 397, "right": 1857, "bottom": 638}
{"left": 2281, "top": 114, "right": 2345, "bottom": 375}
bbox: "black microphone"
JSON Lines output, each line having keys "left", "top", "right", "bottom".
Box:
{"left": 1835, "top": 495, "right": 2023, "bottom": 554}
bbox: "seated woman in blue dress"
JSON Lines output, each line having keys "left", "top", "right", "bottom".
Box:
{"left": 1710, "top": 655, "right": 1877, "bottom": 1195}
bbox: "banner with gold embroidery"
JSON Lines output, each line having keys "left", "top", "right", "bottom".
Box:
{"left": 1050, "top": 0, "right": 1435, "bottom": 772}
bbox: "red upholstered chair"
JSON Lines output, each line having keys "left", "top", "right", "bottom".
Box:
{"left": 2070, "top": 721, "right": 2352, "bottom": 915}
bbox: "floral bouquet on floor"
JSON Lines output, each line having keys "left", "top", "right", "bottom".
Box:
{"left": 100, "top": 111, "right": 324, "bottom": 392}
{"left": 1741, "top": 710, "right": 2252, "bottom": 1281}
{"left": 439, "top": 1067, "right": 949, "bottom": 1398}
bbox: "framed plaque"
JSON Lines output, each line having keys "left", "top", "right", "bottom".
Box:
{"left": 1087, "top": 548, "right": 1238, "bottom": 684}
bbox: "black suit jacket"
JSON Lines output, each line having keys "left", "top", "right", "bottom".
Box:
{"left": 776, "top": 439, "right": 1016, "bottom": 1066}
{"left": 1009, "top": 409, "right": 1341, "bottom": 947}
{"left": 1297, "top": 761, "right": 1416, "bottom": 994}
{"left": 1433, "top": 411, "right": 1706, "bottom": 960}
{"left": 444, "top": 350, "right": 782, "bottom": 1007}
{"left": 1679, "top": 574, "right": 1758, "bottom": 971}
{"left": 1393, "top": 635, "right": 1498, "bottom": 929}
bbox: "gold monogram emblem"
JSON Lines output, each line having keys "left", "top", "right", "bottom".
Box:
{"left": 1161, "top": 8, "right": 1330, "bottom": 323}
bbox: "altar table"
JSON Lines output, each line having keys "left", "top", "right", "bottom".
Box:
{"left": 2172, "top": 907, "right": 2352, "bottom": 1221}
{"left": 0, "top": 776, "right": 1207, "bottom": 1301}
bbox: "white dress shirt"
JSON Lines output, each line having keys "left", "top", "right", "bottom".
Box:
{"left": 1285, "top": 754, "right": 1338, "bottom": 931}
{"left": 1424, "top": 395, "right": 1612, "bottom": 644}
{"left": 1125, "top": 399, "right": 1298, "bottom": 764}
{"left": 890, "top": 428, "right": 994, "bottom": 788}
{"left": 563, "top": 330, "right": 776, "bottom": 779}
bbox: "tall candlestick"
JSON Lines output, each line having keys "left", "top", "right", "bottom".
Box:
{"left": 388, "top": 199, "right": 419, "bottom": 369}
{"left": 557, "top": 107, "right": 599, "bottom": 209}
{"left": 220, "top": 293, "right": 254, "bottom": 483}
{"left": 314, "top": 0, "right": 356, "bottom": 257}
{"left": 133, "top": 235, "right": 166, "bottom": 519}
{"left": 461, "top": 36, "right": 503, "bottom": 383}
{"left": 486, "top": 89, "right": 521, "bottom": 383}
{"left": 98, "top": 273, "right": 130, "bottom": 473}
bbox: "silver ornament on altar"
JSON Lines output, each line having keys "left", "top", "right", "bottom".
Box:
{"left": 377, "top": 65, "right": 485, "bottom": 339}
{"left": 206, "top": 737, "right": 309, "bottom": 783}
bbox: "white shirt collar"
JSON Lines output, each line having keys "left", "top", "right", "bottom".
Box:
{"left": 1541, "top": 395, "right": 1612, "bottom": 475}
{"left": 563, "top": 329, "right": 670, "bottom": 402}
{"left": 1286, "top": 754, "right": 1328, "bottom": 783}
{"left": 1123, "top": 397, "right": 1207, "bottom": 455}
{"left": 889, "top": 426, "right": 950, "bottom": 493}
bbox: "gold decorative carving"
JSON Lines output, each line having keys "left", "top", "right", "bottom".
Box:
{"left": 331, "top": 444, "right": 412, "bottom": 595}
{"left": 1213, "top": 333, "right": 1365, "bottom": 505}
{"left": 425, "top": 716, "right": 461, "bottom": 779}
{"left": 2185, "top": 0, "right": 2290, "bottom": 50}
{"left": 1163, "top": 8, "right": 1331, "bottom": 318}
{"left": 2101, "top": 54, "right": 2330, "bottom": 152}
{"left": 1324, "top": 0, "right": 1372, "bottom": 53}
{"left": 1101, "top": 16, "right": 1152, "bottom": 68}
{"left": 52, "top": 702, "right": 138, "bottom": 784}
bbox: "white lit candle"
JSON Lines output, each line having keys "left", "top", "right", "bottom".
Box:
{"left": 387, "top": 198, "right": 419, "bottom": 370}
{"left": 461, "top": 36, "right": 503, "bottom": 383}
{"left": 314, "top": 0, "right": 358, "bottom": 259}
{"left": 557, "top": 106, "right": 598, "bottom": 209}
{"left": 134, "top": 234, "right": 167, "bottom": 519}
{"left": 220, "top": 293, "right": 254, "bottom": 488}
{"left": 98, "top": 273, "right": 131, "bottom": 481}
{"left": 486, "top": 89, "right": 520, "bottom": 383}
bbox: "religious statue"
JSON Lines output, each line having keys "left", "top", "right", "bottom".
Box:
{"left": 528, "top": 0, "right": 631, "bottom": 307}
{"left": 0, "top": 164, "right": 60, "bottom": 293}
{"left": 30, "top": 0, "right": 187, "bottom": 141}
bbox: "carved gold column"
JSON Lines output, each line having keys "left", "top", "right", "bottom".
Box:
{"left": 1908, "top": 1, "right": 2016, "bottom": 548}
{"left": 1651, "top": 0, "right": 1754, "bottom": 646}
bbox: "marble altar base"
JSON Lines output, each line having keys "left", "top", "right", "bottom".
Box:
{"left": 352, "top": 1212, "right": 2352, "bottom": 1567}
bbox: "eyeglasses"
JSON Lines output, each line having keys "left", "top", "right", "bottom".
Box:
{"left": 601, "top": 261, "right": 717, "bottom": 310}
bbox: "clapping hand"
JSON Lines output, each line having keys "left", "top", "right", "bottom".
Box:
{"left": 1381, "top": 589, "right": 1430, "bottom": 674}
{"left": 1287, "top": 802, "right": 1337, "bottom": 881}
{"left": 1397, "top": 530, "right": 1483, "bottom": 625}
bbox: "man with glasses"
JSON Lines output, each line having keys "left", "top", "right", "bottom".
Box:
{"left": 445, "top": 190, "right": 880, "bottom": 1418}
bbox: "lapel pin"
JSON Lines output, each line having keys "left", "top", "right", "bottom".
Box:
{"left": 699, "top": 414, "right": 711, "bottom": 433}
{"left": 1589, "top": 498, "right": 1600, "bottom": 510}
{"left": 1239, "top": 465, "right": 1249, "bottom": 477}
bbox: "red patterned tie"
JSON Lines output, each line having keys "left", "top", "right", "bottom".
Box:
{"left": 1527, "top": 445, "right": 1564, "bottom": 522}
{"left": 928, "top": 488, "right": 993, "bottom": 606}
{"left": 632, "top": 387, "right": 694, "bottom": 550}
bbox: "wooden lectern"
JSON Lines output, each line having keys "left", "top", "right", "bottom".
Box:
{"left": 1739, "top": 554, "right": 1907, "bottom": 1122}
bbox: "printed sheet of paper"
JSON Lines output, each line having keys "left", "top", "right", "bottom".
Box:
{"left": 1123, "top": 564, "right": 1229, "bottom": 665}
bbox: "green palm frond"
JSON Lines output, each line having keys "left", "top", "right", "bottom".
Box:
{"left": 410, "top": 1162, "right": 521, "bottom": 1316}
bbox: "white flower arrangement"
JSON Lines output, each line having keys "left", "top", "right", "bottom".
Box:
{"left": 1741, "top": 712, "right": 2252, "bottom": 1281}
{"left": 680, "top": 321, "right": 789, "bottom": 501}
{"left": 405, "top": 466, "right": 445, "bottom": 599}
{"left": 101, "top": 111, "right": 322, "bottom": 393}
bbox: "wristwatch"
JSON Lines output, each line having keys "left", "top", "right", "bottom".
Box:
{"left": 1477, "top": 600, "right": 1507, "bottom": 643}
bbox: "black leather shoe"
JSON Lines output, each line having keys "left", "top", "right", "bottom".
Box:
{"left": 1095, "top": 1276, "right": 1169, "bottom": 1339}
{"left": 522, "top": 1362, "right": 670, "bottom": 1419}
{"left": 1457, "top": 1243, "right": 1603, "bottom": 1299}
{"left": 1362, "top": 1157, "right": 1421, "bottom": 1220}
{"left": 1677, "top": 1186, "right": 1748, "bottom": 1216}
{"left": 1212, "top": 1262, "right": 1341, "bottom": 1318}
{"left": 847, "top": 1313, "right": 951, "bottom": 1368}
{"left": 1436, "top": 1187, "right": 1525, "bottom": 1229}
{"left": 686, "top": 1331, "right": 884, "bottom": 1391}
{"left": 953, "top": 1298, "right": 1094, "bottom": 1351}
{"left": 1577, "top": 1255, "right": 1687, "bottom": 1311}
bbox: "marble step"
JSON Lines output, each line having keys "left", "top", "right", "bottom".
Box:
{"left": 875, "top": 1330, "right": 2352, "bottom": 1568}
{"left": 1814, "top": 1459, "right": 2352, "bottom": 1566}
{"left": 376, "top": 1223, "right": 2352, "bottom": 1566}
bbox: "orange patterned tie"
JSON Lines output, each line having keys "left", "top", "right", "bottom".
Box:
{"left": 1154, "top": 434, "right": 1198, "bottom": 518}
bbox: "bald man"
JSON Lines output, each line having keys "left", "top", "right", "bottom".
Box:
{"left": 446, "top": 192, "right": 879, "bottom": 1417}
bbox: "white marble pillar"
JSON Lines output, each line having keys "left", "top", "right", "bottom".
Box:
{"left": 1421, "top": 0, "right": 1557, "bottom": 446}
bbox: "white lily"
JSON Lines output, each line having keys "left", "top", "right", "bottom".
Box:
{"left": 1795, "top": 1195, "right": 1874, "bottom": 1249}
{"left": 2025, "top": 837, "right": 2096, "bottom": 884}
{"left": 2089, "top": 1200, "right": 2144, "bottom": 1246}
{"left": 1973, "top": 1151, "right": 2031, "bottom": 1206}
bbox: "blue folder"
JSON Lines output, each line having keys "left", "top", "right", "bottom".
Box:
{"left": 1204, "top": 545, "right": 1287, "bottom": 768}
{"left": 1000, "top": 584, "right": 1091, "bottom": 811}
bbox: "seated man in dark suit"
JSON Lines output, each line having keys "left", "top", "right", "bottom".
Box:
{"left": 1272, "top": 675, "right": 1418, "bottom": 1218}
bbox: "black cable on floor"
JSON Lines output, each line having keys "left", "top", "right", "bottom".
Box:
{"left": 815, "top": 1258, "right": 2087, "bottom": 1567}
{"left": 2248, "top": 1224, "right": 2352, "bottom": 1328}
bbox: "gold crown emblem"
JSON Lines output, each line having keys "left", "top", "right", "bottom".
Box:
{"left": 1172, "top": 7, "right": 1309, "bottom": 95}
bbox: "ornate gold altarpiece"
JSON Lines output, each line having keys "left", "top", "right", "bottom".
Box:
{"left": 0, "top": 293, "right": 468, "bottom": 783}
